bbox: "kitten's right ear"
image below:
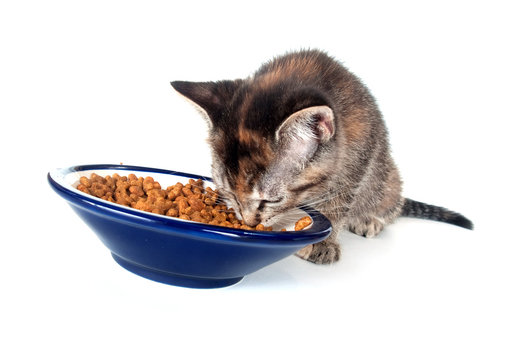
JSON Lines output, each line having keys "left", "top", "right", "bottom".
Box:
{"left": 171, "top": 80, "right": 241, "bottom": 128}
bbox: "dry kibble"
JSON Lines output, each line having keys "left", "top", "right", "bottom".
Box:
{"left": 188, "top": 197, "right": 205, "bottom": 212}
{"left": 129, "top": 185, "right": 144, "bottom": 197}
{"left": 167, "top": 208, "right": 178, "bottom": 217}
{"left": 77, "top": 173, "right": 311, "bottom": 232}
{"left": 77, "top": 183, "right": 90, "bottom": 194}
{"left": 182, "top": 187, "right": 193, "bottom": 197}
{"left": 294, "top": 216, "right": 312, "bottom": 231}
{"left": 80, "top": 176, "right": 91, "bottom": 187}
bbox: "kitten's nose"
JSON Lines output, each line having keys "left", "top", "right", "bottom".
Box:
{"left": 240, "top": 210, "right": 260, "bottom": 227}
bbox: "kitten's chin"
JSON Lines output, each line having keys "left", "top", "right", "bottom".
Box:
{"left": 262, "top": 206, "right": 307, "bottom": 230}
{"left": 262, "top": 213, "right": 288, "bottom": 229}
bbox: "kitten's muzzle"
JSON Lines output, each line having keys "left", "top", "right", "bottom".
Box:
{"left": 239, "top": 209, "right": 261, "bottom": 227}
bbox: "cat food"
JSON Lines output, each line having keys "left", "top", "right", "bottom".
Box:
{"left": 77, "top": 173, "right": 312, "bottom": 231}
{"left": 294, "top": 216, "right": 312, "bottom": 231}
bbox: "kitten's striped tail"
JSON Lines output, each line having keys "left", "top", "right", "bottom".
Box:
{"left": 401, "top": 198, "right": 474, "bottom": 230}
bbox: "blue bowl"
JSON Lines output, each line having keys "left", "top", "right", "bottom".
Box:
{"left": 48, "top": 164, "right": 332, "bottom": 288}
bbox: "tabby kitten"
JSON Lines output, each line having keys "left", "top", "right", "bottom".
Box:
{"left": 171, "top": 49, "right": 473, "bottom": 264}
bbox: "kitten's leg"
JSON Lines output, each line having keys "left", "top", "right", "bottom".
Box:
{"left": 347, "top": 196, "right": 404, "bottom": 238}
{"left": 296, "top": 231, "right": 341, "bottom": 264}
{"left": 347, "top": 216, "right": 385, "bottom": 238}
{"left": 347, "top": 164, "right": 404, "bottom": 238}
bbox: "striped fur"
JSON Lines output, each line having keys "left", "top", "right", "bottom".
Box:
{"left": 402, "top": 199, "right": 473, "bottom": 230}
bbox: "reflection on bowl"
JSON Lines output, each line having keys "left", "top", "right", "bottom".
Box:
{"left": 48, "top": 164, "right": 332, "bottom": 288}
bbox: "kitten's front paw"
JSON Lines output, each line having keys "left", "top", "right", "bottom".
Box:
{"left": 348, "top": 217, "right": 384, "bottom": 238}
{"left": 296, "top": 241, "right": 341, "bottom": 264}
{"left": 296, "top": 244, "right": 313, "bottom": 259}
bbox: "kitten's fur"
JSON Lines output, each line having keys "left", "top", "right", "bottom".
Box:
{"left": 171, "top": 49, "right": 473, "bottom": 264}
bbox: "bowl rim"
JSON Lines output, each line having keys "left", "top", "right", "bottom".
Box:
{"left": 48, "top": 164, "right": 332, "bottom": 245}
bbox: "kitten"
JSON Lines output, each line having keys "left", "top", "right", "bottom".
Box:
{"left": 171, "top": 49, "right": 473, "bottom": 264}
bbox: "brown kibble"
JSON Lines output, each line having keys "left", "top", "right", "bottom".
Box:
{"left": 214, "top": 212, "right": 227, "bottom": 223}
{"left": 76, "top": 173, "right": 308, "bottom": 232}
{"left": 182, "top": 187, "right": 193, "bottom": 197}
{"left": 79, "top": 176, "right": 91, "bottom": 187}
{"left": 221, "top": 221, "right": 233, "bottom": 228}
{"left": 167, "top": 208, "right": 178, "bottom": 217}
{"left": 183, "top": 206, "right": 194, "bottom": 216}
{"left": 177, "top": 198, "right": 189, "bottom": 214}
{"left": 188, "top": 197, "right": 205, "bottom": 212}
{"left": 295, "top": 216, "right": 312, "bottom": 231}
{"left": 167, "top": 187, "right": 181, "bottom": 200}
{"left": 190, "top": 212, "right": 204, "bottom": 222}
{"left": 129, "top": 185, "right": 144, "bottom": 197}
{"left": 90, "top": 182, "right": 107, "bottom": 197}
{"left": 146, "top": 188, "right": 165, "bottom": 200}
{"left": 77, "top": 184, "right": 90, "bottom": 194}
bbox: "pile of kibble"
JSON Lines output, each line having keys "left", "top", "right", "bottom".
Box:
{"left": 77, "top": 173, "right": 312, "bottom": 231}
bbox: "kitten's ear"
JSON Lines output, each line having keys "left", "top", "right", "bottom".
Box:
{"left": 275, "top": 105, "right": 335, "bottom": 162}
{"left": 276, "top": 105, "right": 335, "bottom": 143}
{"left": 171, "top": 80, "right": 241, "bottom": 127}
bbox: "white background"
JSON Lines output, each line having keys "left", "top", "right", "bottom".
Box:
{"left": 1, "top": 1, "right": 505, "bottom": 359}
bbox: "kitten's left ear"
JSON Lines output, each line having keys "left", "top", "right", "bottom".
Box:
{"left": 275, "top": 105, "right": 335, "bottom": 163}
{"left": 276, "top": 105, "right": 335, "bottom": 143}
{"left": 171, "top": 80, "right": 241, "bottom": 127}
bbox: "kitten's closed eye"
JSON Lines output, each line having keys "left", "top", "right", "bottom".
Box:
{"left": 258, "top": 198, "right": 283, "bottom": 210}
{"left": 260, "top": 198, "right": 283, "bottom": 204}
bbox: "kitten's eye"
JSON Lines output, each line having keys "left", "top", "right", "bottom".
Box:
{"left": 258, "top": 198, "right": 283, "bottom": 210}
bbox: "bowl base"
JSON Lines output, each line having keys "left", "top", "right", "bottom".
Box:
{"left": 111, "top": 253, "right": 243, "bottom": 289}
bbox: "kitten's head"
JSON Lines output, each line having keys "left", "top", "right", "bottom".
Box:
{"left": 171, "top": 79, "right": 336, "bottom": 227}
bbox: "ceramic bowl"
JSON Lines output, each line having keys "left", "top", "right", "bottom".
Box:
{"left": 48, "top": 164, "right": 332, "bottom": 288}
